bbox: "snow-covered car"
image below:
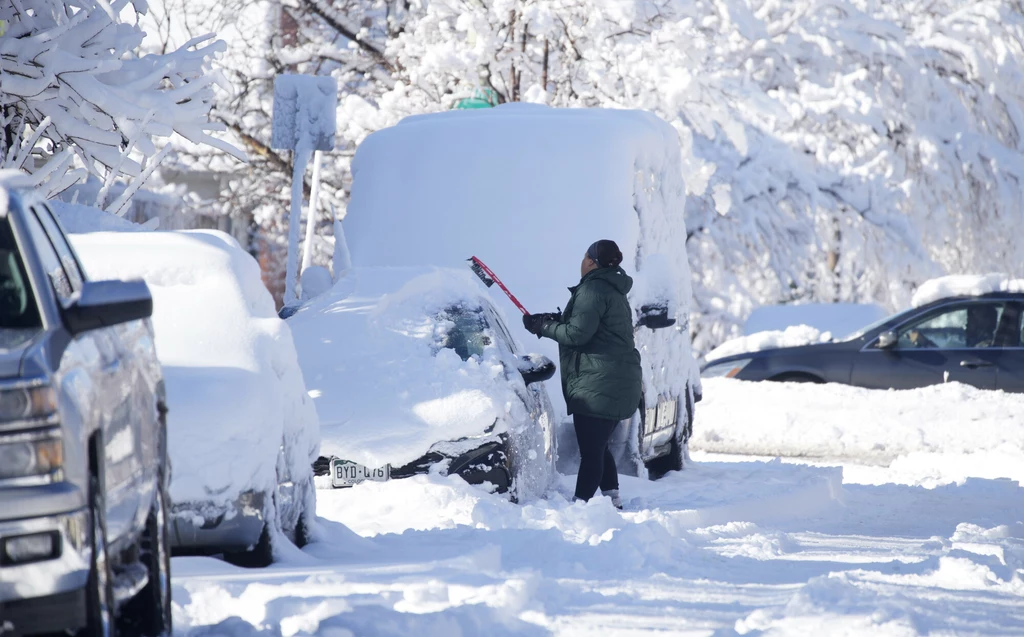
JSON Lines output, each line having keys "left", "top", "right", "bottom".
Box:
{"left": 341, "top": 104, "right": 700, "bottom": 476}
{"left": 702, "top": 275, "right": 1024, "bottom": 392}
{"left": 287, "top": 267, "right": 558, "bottom": 501}
{"left": 69, "top": 229, "right": 319, "bottom": 566}
{"left": 0, "top": 180, "right": 172, "bottom": 635}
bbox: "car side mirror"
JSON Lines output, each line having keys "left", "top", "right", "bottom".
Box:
{"left": 63, "top": 280, "right": 153, "bottom": 336}
{"left": 517, "top": 354, "right": 556, "bottom": 386}
{"left": 637, "top": 303, "right": 676, "bottom": 330}
{"left": 876, "top": 330, "right": 898, "bottom": 349}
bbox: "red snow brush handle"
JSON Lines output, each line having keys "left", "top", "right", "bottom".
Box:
{"left": 468, "top": 256, "right": 530, "bottom": 315}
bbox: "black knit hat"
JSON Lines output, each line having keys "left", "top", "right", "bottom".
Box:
{"left": 586, "top": 240, "right": 623, "bottom": 268}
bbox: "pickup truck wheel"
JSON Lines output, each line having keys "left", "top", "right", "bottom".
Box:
{"left": 121, "top": 486, "right": 172, "bottom": 635}
{"left": 82, "top": 474, "right": 115, "bottom": 637}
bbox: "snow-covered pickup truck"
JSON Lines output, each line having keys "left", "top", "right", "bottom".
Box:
{"left": 0, "top": 176, "right": 171, "bottom": 635}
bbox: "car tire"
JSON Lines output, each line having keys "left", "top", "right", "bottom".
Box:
{"left": 121, "top": 403, "right": 173, "bottom": 636}
{"left": 666, "top": 388, "right": 696, "bottom": 473}
{"left": 82, "top": 472, "right": 115, "bottom": 637}
{"left": 293, "top": 479, "right": 315, "bottom": 548}
{"left": 770, "top": 373, "right": 823, "bottom": 384}
{"left": 121, "top": 486, "right": 172, "bottom": 635}
{"left": 294, "top": 512, "right": 311, "bottom": 549}
{"left": 224, "top": 523, "right": 273, "bottom": 568}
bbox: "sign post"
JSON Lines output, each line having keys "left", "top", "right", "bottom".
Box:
{"left": 271, "top": 74, "right": 337, "bottom": 305}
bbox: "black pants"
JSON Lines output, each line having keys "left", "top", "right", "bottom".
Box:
{"left": 573, "top": 414, "right": 620, "bottom": 501}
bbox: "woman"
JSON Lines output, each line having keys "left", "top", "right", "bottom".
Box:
{"left": 522, "top": 240, "right": 643, "bottom": 508}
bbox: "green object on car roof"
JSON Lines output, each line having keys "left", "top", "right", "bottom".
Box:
{"left": 453, "top": 88, "right": 498, "bottom": 110}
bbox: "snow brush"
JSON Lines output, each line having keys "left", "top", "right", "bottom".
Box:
{"left": 468, "top": 256, "right": 529, "bottom": 316}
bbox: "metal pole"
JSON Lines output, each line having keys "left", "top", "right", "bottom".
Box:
{"left": 301, "top": 150, "right": 323, "bottom": 273}
{"left": 284, "top": 144, "right": 311, "bottom": 305}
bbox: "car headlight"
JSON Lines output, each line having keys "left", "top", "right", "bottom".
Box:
{"left": 0, "top": 384, "right": 57, "bottom": 422}
{"left": 701, "top": 358, "right": 752, "bottom": 379}
{"left": 0, "top": 429, "right": 63, "bottom": 480}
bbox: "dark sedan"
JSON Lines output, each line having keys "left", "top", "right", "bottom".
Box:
{"left": 701, "top": 293, "right": 1024, "bottom": 392}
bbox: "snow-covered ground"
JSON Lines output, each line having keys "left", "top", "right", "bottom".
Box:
{"left": 170, "top": 380, "right": 1024, "bottom": 636}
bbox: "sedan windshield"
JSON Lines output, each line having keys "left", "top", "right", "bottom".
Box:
{"left": 841, "top": 310, "right": 900, "bottom": 341}
{"left": 0, "top": 216, "right": 42, "bottom": 349}
{"left": 436, "top": 305, "right": 491, "bottom": 361}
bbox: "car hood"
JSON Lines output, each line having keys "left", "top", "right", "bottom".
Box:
{"left": 0, "top": 330, "right": 42, "bottom": 379}
{"left": 0, "top": 348, "right": 24, "bottom": 379}
{"left": 704, "top": 339, "right": 848, "bottom": 367}
{"left": 288, "top": 267, "right": 528, "bottom": 468}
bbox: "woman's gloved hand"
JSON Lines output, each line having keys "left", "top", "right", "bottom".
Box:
{"left": 523, "top": 312, "right": 560, "bottom": 337}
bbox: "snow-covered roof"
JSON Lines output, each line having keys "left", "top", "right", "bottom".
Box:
{"left": 912, "top": 274, "right": 1024, "bottom": 308}
{"left": 705, "top": 325, "right": 830, "bottom": 363}
{"left": 70, "top": 230, "right": 318, "bottom": 507}
{"left": 743, "top": 303, "right": 888, "bottom": 338}
{"left": 287, "top": 266, "right": 532, "bottom": 467}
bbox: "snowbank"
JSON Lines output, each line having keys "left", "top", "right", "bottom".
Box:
{"left": 70, "top": 231, "right": 319, "bottom": 510}
{"left": 705, "top": 325, "right": 830, "bottom": 362}
{"left": 912, "top": 274, "right": 1024, "bottom": 308}
{"left": 287, "top": 266, "right": 551, "bottom": 499}
{"left": 345, "top": 104, "right": 699, "bottom": 419}
{"left": 743, "top": 303, "right": 888, "bottom": 339}
{"left": 692, "top": 379, "right": 1024, "bottom": 467}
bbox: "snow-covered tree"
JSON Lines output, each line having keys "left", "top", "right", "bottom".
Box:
{"left": 141, "top": 0, "right": 1024, "bottom": 350}
{"left": 0, "top": 0, "right": 243, "bottom": 210}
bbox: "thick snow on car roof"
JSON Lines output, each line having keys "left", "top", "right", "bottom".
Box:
{"left": 70, "top": 230, "right": 319, "bottom": 508}
{"left": 287, "top": 266, "right": 533, "bottom": 468}
{"left": 912, "top": 274, "right": 1024, "bottom": 308}
{"left": 345, "top": 104, "right": 698, "bottom": 414}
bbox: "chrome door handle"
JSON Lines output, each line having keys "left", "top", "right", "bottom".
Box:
{"left": 960, "top": 359, "right": 994, "bottom": 369}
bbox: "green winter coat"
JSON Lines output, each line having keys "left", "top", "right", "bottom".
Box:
{"left": 539, "top": 266, "right": 643, "bottom": 421}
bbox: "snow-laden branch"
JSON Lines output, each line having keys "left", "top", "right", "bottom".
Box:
{"left": 0, "top": 0, "right": 244, "bottom": 202}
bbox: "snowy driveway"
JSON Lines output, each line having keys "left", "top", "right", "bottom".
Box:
{"left": 170, "top": 382, "right": 1024, "bottom": 636}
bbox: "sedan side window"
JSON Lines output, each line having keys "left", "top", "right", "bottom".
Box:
{"left": 995, "top": 303, "right": 1023, "bottom": 348}
{"left": 897, "top": 303, "right": 1008, "bottom": 349}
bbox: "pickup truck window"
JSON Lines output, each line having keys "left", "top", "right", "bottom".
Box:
{"left": 0, "top": 216, "right": 42, "bottom": 347}
{"left": 22, "top": 206, "right": 74, "bottom": 305}
{"left": 34, "top": 205, "right": 84, "bottom": 292}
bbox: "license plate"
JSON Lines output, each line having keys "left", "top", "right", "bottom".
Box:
{"left": 330, "top": 458, "right": 389, "bottom": 488}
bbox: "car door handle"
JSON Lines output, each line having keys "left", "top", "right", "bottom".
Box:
{"left": 960, "top": 359, "right": 994, "bottom": 369}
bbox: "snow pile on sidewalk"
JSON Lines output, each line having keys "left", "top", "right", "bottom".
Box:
{"left": 705, "top": 325, "right": 831, "bottom": 362}
{"left": 912, "top": 273, "right": 1024, "bottom": 308}
{"left": 692, "top": 379, "right": 1024, "bottom": 471}
{"left": 344, "top": 104, "right": 700, "bottom": 417}
{"left": 71, "top": 231, "right": 319, "bottom": 508}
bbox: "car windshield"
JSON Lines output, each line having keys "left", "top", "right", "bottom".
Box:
{"left": 436, "top": 304, "right": 490, "bottom": 361}
{"left": 0, "top": 216, "right": 43, "bottom": 349}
